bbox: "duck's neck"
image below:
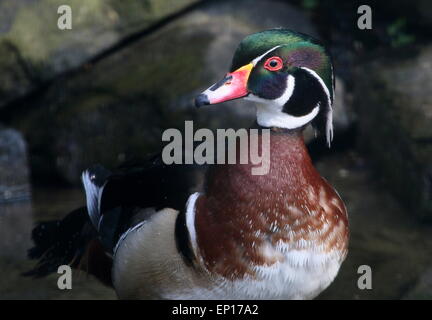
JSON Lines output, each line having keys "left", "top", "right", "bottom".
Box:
{"left": 193, "top": 128, "right": 328, "bottom": 278}
{"left": 204, "top": 127, "right": 318, "bottom": 197}
{"left": 255, "top": 103, "right": 320, "bottom": 130}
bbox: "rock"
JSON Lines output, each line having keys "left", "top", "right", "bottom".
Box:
{"left": 0, "top": 41, "right": 35, "bottom": 108}
{"left": 0, "top": 201, "right": 33, "bottom": 260}
{"left": 0, "top": 127, "right": 31, "bottom": 202}
{"left": 418, "top": 0, "right": 432, "bottom": 26}
{"left": 0, "top": 0, "right": 200, "bottom": 109}
{"left": 313, "top": 151, "right": 432, "bottom": 300}
{"left": 402, "top": 268, "right": 432, "bottom": 299}
{"left": 333, "top": 77, "right": 352, "bottom": 131}
{"left": 355, "top": 46, "right": 432, "bottom": 220}
{"left": 6, "top": 0, "right": 323, "bottom": 185}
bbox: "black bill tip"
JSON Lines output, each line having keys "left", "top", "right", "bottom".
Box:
{"left": 195, "top": 93, "right": 210, "bottom": 108}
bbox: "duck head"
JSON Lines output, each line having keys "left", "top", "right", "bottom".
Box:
{"left": 195, "top": 29, "right": 335, "bottom": 146}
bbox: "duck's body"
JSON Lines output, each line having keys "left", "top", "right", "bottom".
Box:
{"left": 26, "top": 29, "right": 349, "bottom": 300}
{"left": 113, "top": 130, "right": 348, "bottom": 299}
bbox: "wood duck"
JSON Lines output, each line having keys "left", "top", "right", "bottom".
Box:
{"left": 26, "top": 29, "right": 349, "bottom": 300}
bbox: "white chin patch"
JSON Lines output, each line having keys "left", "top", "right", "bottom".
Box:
{"left": 246, "top": 74, "right": 319, "bottom": 130}
{"left": 245, "top": 74, "right": 295, "bottom": 107}
{"left": 255, "top": 103, "right": 320, "bottom": 130}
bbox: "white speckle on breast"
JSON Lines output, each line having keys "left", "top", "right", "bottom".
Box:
{"left": 330, "top": 197, "right": 344, "bottom": 213}
{"left": 242, "top": 243, "right": 344, "bottom": 299}
{"left": 287, "top": 205, "right": 303, "bottom": 218}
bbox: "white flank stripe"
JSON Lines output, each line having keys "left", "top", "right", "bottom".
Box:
{"left": 185, "top": 192, "right": 201, "bottom": 255}
{"left": 113, "top": 221, "right": 146, "bottom": 255}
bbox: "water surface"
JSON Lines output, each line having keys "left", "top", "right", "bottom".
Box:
{"left": 1, "top": 153, "right": 431, "bottom": 299}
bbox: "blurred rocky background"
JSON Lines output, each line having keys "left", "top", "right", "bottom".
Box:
{"left": 0, "top": 0, "right": 431, "bottom": 299}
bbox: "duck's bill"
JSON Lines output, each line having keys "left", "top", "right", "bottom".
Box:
{"left": 195, "top": 63, "right": 253, "bottom": 107}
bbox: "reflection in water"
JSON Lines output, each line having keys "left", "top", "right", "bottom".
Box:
{"left": 1, "top": 160, "right": 432, "bottom": 300}
{"left": 0, "top": 189, "right": 115, "bottom": 300}
{"left": 0, "top": 201, "right": 33, "bottom": 260}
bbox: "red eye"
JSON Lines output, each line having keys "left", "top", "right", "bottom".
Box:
{"left": 264, "top": 56, "right": 283, "bottom": 71}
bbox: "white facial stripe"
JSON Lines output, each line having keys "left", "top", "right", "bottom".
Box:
{"left": 274, "top": 74, "right": 295, "bottom": 106}
{"left": 252, "top": 45, "right": 282, "bottom": 66}
{"left": 300, "top": 67, "right": 331, "bottom": 106}
{"left": 300, "top": 67, "right": 334, "bottom": 146}
{"left": 255, "top": 104, "right": 320, "bottom": 129}
{"left": 247, "top": 74, "right": 320, "bottom": 130}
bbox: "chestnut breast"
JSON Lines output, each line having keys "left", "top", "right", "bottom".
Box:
{"left": 194, "top": 131, "right": 349, "bottom": 279}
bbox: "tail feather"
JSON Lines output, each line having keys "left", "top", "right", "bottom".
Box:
{"left": 25, "top": 165, "right": 114, "bottom": 285}
{"left": 27, "top": 220, "right": 60, "bottom": 260}
{"left": 23, "top": 207, "right": 95, "bottom": 278}
{"left": 81, "top": 165, "right": 111, "bottom": 230}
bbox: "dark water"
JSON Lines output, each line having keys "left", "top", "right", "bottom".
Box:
{"left": 0, "top": 153, "right": 431, "bottom": 299}
{"left": 0, "top": 189, "right": 115, "bottom": 299}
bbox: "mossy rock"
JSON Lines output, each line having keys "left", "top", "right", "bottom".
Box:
{"left": 8, "top": 0, "right": 318, "bottom": 184}
{"left": 402, "top": 270, "right": 432, "bottom": 299}
{"left": 0, "top": 41, "right": 35, "bottom": 107}
{"left": 355, "top": 46, "right": 432, "bottom": 220}
{"left": 0, "top": 0, "right": 199, "bottom": 109}
{"left": 0, "top": 127, "right": 30, "bottom": 202}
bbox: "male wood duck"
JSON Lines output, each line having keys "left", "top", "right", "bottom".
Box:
{"left": 26, "top": 29, "right": 349, "bottom": 299}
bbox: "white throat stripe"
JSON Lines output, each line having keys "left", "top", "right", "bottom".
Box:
{"left": 256, "top": 104, "right": 320, "bottom": 129}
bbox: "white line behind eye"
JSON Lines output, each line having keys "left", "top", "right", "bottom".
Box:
{"left": 252, "top": 45, "right": 282, "bottom": 66}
